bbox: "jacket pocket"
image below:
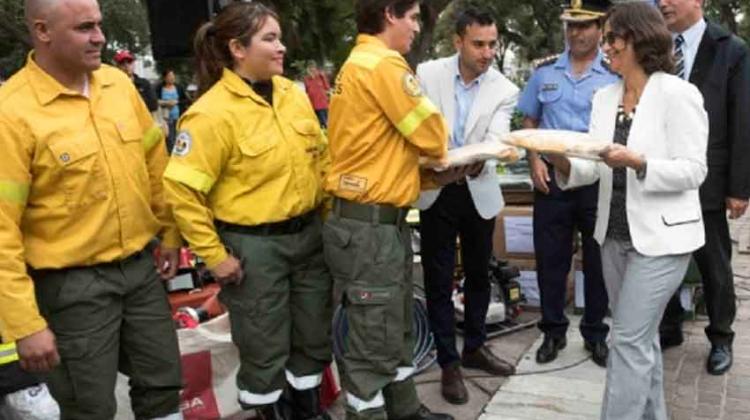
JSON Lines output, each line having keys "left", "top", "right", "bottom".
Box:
{"left": 538, "top": 87, "right": 562, "bottom": 104}
{"left": 662, "top": 209, "right": 702, "bottom": 227}
{"left": 47, "top": 139, "right": 108, "bottom": 210}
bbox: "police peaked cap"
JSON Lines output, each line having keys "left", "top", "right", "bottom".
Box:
{"left": 560, "top": 0, "right": 612, "bottom": 22}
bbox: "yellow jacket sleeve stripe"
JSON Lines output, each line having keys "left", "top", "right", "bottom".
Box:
{"left": 164, "top": 162, "right": 216, "bottom": 194}
{"left": 347, "top": 51, "right": 383, "bottom": 70}
{"left": 0, "top": 181, "right": 30, "bottom": 204}
{"left": 396, "top": 97, "right": 440, "bottom": 138}
{"left": 0, "top": 342, "right": 18, "bottom": 365}
{"left": 142, "top": 125, "right": 163, "bottom": 152}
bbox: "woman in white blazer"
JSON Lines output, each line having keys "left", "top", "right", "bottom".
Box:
{"left": 547, "top": 3, "right": 708, "bottom": 420}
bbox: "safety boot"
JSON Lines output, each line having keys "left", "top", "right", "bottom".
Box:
{"left": 290, "top": 386, "right": 331, "bottom": 420}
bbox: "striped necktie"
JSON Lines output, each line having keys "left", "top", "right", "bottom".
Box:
{"left": 674, "top": 34, "right": 685, "bottom": 79}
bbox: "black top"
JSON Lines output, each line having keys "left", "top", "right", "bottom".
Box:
{"left": 133, "top": 74, "right": 158, "bottom": 112}
{"left": 606, "top": 105, "right": 634, "bottom": 241}
{"left": 243, "top": 78, "right": 274, "bottom": 106}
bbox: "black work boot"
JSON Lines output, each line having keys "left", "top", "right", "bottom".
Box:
{"left": 290, "top": 387, "right": 332, "bottom": 420}
{"left": 254, "top": 397, "right": 294, "bottom": 420}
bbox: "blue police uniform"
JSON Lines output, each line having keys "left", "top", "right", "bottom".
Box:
{"left": 518, "top": 49, "right": 618, "bottom": 344}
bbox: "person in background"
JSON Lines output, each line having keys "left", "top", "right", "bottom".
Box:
{"left": 657, "top": 0, "right": 750, "bottom": 376}
{"left": 303, "top": 62, "right": 330, "bottom": 128}
{"left": 162, "top": 3, "right": 332, "bottom": 419}
{"left": 517, "top": 0, "right": 617, "bottom": 368}
{"left": 547, "top": 3, "right": 708, "bottom": 418}
{"left": 113, "top": 49, "right": 168, "bottom": 139}
{"left": 1, "top": 0, "right": 183, "bottom": 418}
{"left": 156, "top": 68, "right": 187, "bottom": 152}
{"left": 323, "top": 0, "right": 455, "bottom": 418}
{"left": 415, "top": 7, "right": 519, "bottom": 405}
{"left": 113, "top": 49, "right": 158, "bottom": 112}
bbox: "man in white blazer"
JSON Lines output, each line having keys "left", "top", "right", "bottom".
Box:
{"left": 415, "top": 8, "right": 519, "bottom": 405}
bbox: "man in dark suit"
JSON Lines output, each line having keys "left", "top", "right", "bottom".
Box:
{"left": 658, "top": 0, "right": 750, "bottom": 375}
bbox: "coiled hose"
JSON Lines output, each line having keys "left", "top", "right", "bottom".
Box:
{"left": 332, "top": 295, "right": 436, "bottom": 374}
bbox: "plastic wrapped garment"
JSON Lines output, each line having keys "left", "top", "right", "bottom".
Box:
{"left": 502, "top": 128, "right": 607, "bottom": 160}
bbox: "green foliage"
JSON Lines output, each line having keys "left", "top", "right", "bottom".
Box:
{"left": 263, "top": 0, "right": 356, "bottom": 79}
{"left": 0, "top": 0, "right": 150, "bottom": 78}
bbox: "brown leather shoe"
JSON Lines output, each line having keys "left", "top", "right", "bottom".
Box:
{"left": 440, "top": 365, "right": 468, "bottom": 405}
{"left": 462, "top": 345, "right": 516, "bottom": 376}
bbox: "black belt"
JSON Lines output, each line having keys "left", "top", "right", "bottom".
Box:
{"left": 28, "top": 245, "right": 151, "bottom": 276}
{"left": 215, "top": 210, "right": 317, "bottom": 236}
{"left": 332, "top": 198, "right": 408, "bottom": 225}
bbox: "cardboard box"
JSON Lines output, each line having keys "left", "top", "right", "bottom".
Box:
{"left": 493, "top": 205, "right": 535, "bottom": 260}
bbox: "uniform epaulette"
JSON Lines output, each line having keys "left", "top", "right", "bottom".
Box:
{"left": 600, "top": 56, "right": 614, "bottom": 73}
{"left": 532, "top": 54, "right": 561, "bottom": 69}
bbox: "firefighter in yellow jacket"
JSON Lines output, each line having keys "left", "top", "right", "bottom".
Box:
{"left": 324, "top": 1, "right": 460, "bottom": 419}
{"left": 0, "top": 0, "right": 182, "bottom": 419}
{"left": 162, "top": 4, "right": 332, "bottom": 419}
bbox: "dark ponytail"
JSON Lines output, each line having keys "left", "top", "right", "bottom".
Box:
{"left": 193, "top": 2, "right": 278, "bottom": 97}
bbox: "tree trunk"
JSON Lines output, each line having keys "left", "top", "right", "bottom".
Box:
{"left": 406, "top": 0, "right": 453, "bottom": 69}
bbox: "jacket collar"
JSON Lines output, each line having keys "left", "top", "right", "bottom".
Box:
{"left": 219, "top": 67, "right": 286, "bottom": 106}
{"left": 556, "top": 49, "right": 608, "bottom": 75}
{"left": 25, "top": 51, "right": 114, "bottom": 106}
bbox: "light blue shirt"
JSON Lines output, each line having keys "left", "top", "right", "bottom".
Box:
{"left": 517, "top": 49, "right": 619, "bottom": 132}
{"left": 674, "top": 18, "right": 707, "bottom": 80}
{"left": 451, "top": 64, "right": 485, "bottom": 149}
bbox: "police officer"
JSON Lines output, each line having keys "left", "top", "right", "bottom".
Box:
{"left": 0, "top": 0, "right": 183, "bottom": 418}
{"left": 162, "top": 3, "right": 332, "bottom": 419}
{"left": 324, "top": 1, "right": 457, "bottom": 419}
{"left": 517, "top": 0, "right": 618, "bottom": 367}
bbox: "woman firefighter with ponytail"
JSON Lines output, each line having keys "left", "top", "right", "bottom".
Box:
{"left": 162, "top": 3, "right": 332, "bottom": 419}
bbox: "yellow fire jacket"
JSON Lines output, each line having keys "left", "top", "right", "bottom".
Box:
{"left": 163, "top": 69, "right": 329, "bottom": 268}
{"left": 325, "top": 35, "right": 448, "bottom": 207}
{"left": 0, "top": 56, "right": 181, "bottom": 342}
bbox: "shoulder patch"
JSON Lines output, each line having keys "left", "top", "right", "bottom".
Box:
{"left": 532, "top": 54, "right": 561, "bottom": 69}
{"left": 172, "top": 131, "right": 192, "bottom": 157}
{"left": 402, "top": 73, "right": 422, "bottom": 97}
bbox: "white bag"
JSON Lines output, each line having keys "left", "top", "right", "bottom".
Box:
{"left": 116, "top": 314, "right": 246, "bottom": 420}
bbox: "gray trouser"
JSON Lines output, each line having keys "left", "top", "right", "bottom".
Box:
{"left": 323, "top": 214, "right": 421, "bottom": 420}
{"left": 600, "top": 239, "right": 690, "bottom": 420}
{"left": 33, "top": 247, "right": 182, "bottom": 420}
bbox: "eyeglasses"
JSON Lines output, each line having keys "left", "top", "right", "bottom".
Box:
{"left": 601, "top": 31, "right": 620, "bottom": 46}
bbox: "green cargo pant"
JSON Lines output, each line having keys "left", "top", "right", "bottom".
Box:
{"left": 322, "top": 214, "right": 421, "bottom": 420}
{"left": 218, "top": 217, "right": 333, "bottom": 406}
{"left": 32, "top": 246, "right": 182, "bottom": 420}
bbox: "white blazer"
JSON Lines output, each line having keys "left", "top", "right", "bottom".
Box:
{"left": 558, "top": 72, "right": 708, "bottom": 256}
{"left": 414, "top": 55, "right": 519, "bottom": 219}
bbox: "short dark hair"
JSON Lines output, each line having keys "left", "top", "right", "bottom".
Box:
{"left": 455, "top": 8, "right": 495, "bottom": 37}
{"left": 605, "top": 1, "right": 674, "bottom": 75}
{"left": 356, "top": 0, "right": 420, "bottom": 35}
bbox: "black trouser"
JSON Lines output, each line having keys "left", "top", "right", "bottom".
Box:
{"left": 533, "top": 171, "right": 609, "bottom": 342}
{"left": 661, "top": 210, "right": 736, "bottom": 346}
{"left": 419, "top": 183, "right": 495, "bottom": 368}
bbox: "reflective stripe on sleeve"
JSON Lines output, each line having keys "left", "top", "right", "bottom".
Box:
{"left": 0, "top": 342, "right": 19, "bottom": 365}
{"left": 163, "top": 162, "right": 215, "bottom": 194}
{"left": 396, "top": 97, "right": 439, "bottom": 138}
{"left": 143, "top": 125, "right": 163, "bottom": 152}
{"left": 347, "top": 51, "right": 383, "bottom": 70}
{"left": 0, "top": 181, "right": 30, "bottom": 205}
